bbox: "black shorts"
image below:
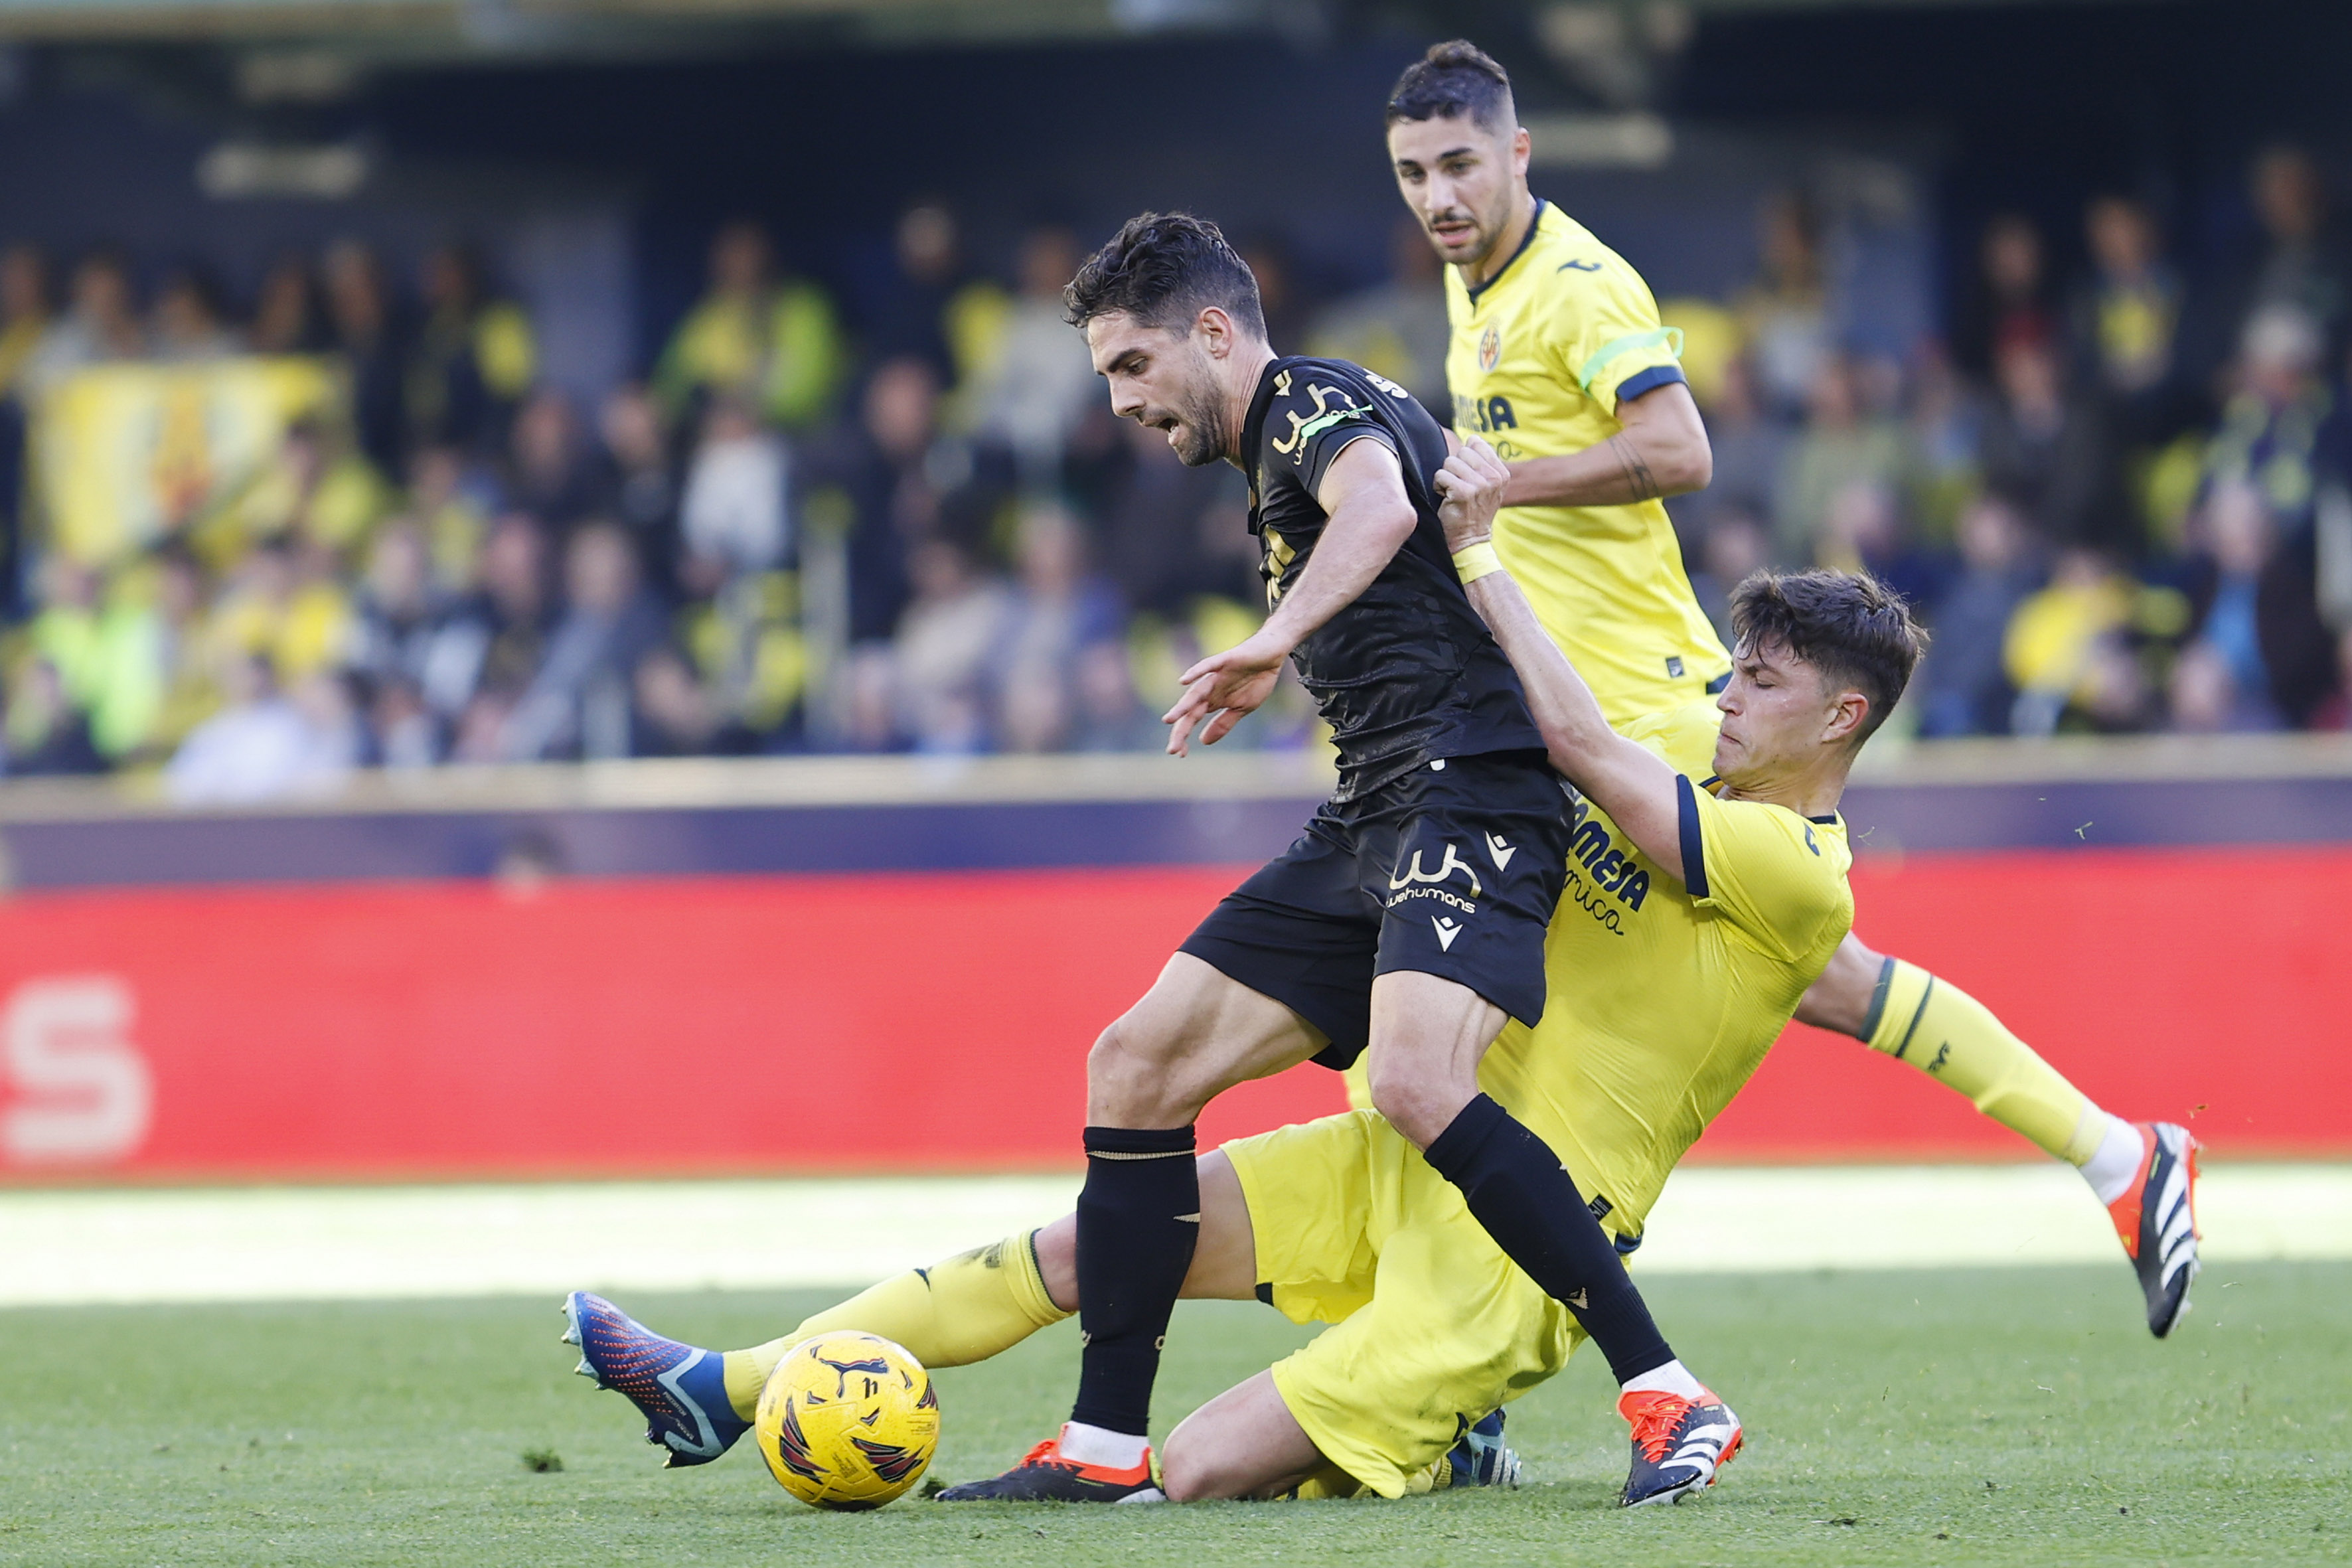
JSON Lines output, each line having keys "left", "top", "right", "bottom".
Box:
{"left": 1178, "top": 749, "right": 1573, "bottom": 1071}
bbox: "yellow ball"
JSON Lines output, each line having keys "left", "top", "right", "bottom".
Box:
{"left": 753, "top": 1332, "right": 939, "bottom": 1510}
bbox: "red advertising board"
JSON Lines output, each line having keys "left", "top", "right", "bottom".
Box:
{"left": 0, "top": 846, "right": 2341, "bottom": 1180}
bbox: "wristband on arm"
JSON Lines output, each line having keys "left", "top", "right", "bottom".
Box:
{"left": 1452, "top": 541, "right": 1504, "bottom": 586}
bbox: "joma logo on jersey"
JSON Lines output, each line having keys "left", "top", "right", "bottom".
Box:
{"left": 1452, "top": 393, "right": 1517, "bottom": 433}
{"left": 1565, "top": 797, "right": 1652, "bottom": 911}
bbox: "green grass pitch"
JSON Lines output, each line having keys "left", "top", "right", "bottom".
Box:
{"left": 2, "top": 1263, "right": 2343, "bottom": 1566}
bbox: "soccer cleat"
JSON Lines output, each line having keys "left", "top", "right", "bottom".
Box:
{"left": 1617, "top": 1387, "right": 1742, "bottom": 1507}
{"left": 1439, "top": 1409, "right": 1522, "bottom": 1489}
{"left": 932, "top": 1425, "right": 1165, "bottom": 1503}
{"left": 561, "top": 1291, "right": 747, "bottom": 1467}
{"left": 2107, "top": 1121, "right": 2202, "bottom": 1338}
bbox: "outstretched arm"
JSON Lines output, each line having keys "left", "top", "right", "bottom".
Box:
{"left": 1163, "top": 437, "right": 1416, "bottom": 755}
{"left": 1496, "top": 380, "right": 1711, "bottom": 509}
{"left": 1435, "top": 434, "right": 1687, "bottom": 881}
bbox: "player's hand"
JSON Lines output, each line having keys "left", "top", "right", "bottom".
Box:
{"left": 1165, "top": 633, "right": 1287, "bottom": 756}
{"left": 1433, "top": 433, "right": 1512, "bottom": 551}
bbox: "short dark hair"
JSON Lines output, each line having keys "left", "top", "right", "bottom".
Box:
{"left": 1728, "top": 568, "right": 1928, "bottom": 744}
{"left": 1063, "top": 212, "right": 1266, "bottom": 341}
{"left": 1385, "top": 40, "right": 1514, "bottom": 133}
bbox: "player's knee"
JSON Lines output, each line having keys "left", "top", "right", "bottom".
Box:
{"left": 1155, "top": 1429, "right": 1233, "bottom": 1503}
{"left": 1084, "top": 1022, "right": 1146, "bottom": 1119}
{"left": 1086, "top": 1018, "right": 1190, "bottom": 1125}
{"left": 1364, "top": 1056, "right": 1459, "bottom": 1150}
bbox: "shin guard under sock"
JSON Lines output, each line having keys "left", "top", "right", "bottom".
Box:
{"left": 1070, "top": 1124, "right": 1198, "bottom": 1436}
{"left": 1425, "top": 1093, "right": 1672, "bottom": 1385}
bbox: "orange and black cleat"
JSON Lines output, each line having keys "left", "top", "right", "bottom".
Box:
{"left": 933, "top": 1426, "right": 1165, "bottom": 1503}
{"left": 1618, "top": 1387, "right": 1743, "bottom": 1507}
{"left": 2108, "top": 1121, "right": 2201, "bottom": 1338}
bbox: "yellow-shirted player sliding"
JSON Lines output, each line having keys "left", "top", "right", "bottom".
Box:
{"left": 564, "top": 463, "right": 1919, "bottom": 1505}
{"left": 1377, "top": 40, "right": 2200, "bottom": 1336}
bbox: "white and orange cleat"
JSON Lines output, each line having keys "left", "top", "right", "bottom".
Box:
{"left": 1617, "top": 1387, "right": 1742, "bottom": 1507}
{"left": 2108, "top": 1121, "right": 2201, "bottom": 1338}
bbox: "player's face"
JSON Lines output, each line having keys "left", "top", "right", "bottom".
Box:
{"left": 1086, "top": 311, "right": 1228, "bottom": 467}
{"left": 1387, "top": 114, "right": 1526, "bottom": 272}
{"left": 1711, "top": 640, "right": 1862, "bottom": 784}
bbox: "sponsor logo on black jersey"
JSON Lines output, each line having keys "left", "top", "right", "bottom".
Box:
{"left": 1269, "top": 380, "right": 1370, "bottom": 466}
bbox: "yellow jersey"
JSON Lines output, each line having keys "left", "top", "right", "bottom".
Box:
{"left": 1478, "top": 701, "right": 1854, "bottom": 1240}
{"left": 1445, "top": 201, "right": 1731, "bottom": 726}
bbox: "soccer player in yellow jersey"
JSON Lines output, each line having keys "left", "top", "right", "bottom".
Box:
{"left": 1381, "top": 40, "right": 2199, "bottom": 1336}
{"left": 566, "top": 525, "right": 1915, "bottom": 1506}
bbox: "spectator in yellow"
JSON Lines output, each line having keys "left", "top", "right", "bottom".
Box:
{"left": 18, "top": 553, "right": 195, "bottom": 763}
{"left": 2075, "top": 196, "right": 2179, "bottom": 404}
{"left": 198, "top": 418, "right": 388, "bottom": 567}
{"left": 407, "top": 244, "right": 537, "bottom": 455}
{"left": 204, "top": 538, "right": 356, "bottom": 692}
{"left": 654, "top": 221, "right": 842, "bottom": 433}
{"left": 2003, "top": 546, "right": 2181, "bottom": 735}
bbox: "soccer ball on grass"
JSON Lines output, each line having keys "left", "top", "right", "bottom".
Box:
{"left": 753, "top": 1331, "right": 939, "bottom": 1510}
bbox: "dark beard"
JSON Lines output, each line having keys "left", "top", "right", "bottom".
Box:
{"left": 1170, "top": 390, "right": 1229, "bottom": 467}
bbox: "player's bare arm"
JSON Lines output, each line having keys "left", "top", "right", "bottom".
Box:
{"left": 1497, "top": 378, "right": 1712, "bottom": 509}
{"left": 1164, "top": 438, "right": 1416, "bottom": 755}
{"left": 1393, "top": 40, "right": 2202, "bottom": 1349}
{"left": 1435, "top": 435, "right": 1687, "bottom": 877}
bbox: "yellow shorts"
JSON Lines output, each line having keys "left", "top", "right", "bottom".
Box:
{"left": 1224, "top": 1109, "right": 1587, "bottom": 1498}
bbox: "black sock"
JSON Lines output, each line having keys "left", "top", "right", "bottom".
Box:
{"left": 1424, "top": 1093, "right": 1673, "bottom": 1385}
{"left": 1069, "top": 1124, "right": 1198, "bottom": 1437}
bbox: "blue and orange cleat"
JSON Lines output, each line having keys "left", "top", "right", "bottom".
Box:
{"left": 1617, "top": 1387, "right": 1741, "bottom": 1507}
{"left": 2108, "top": 1121, "right": 2201, "bottom": 1338}
{"left": 560, "top": 1291, "right": 747, "bottom": 1467}
{"left": 933, "top": 1425, "right": 1165, "bottom": 1503}
{"left": 1440, "top": 1409, "right": 1522, "bottom": 1490}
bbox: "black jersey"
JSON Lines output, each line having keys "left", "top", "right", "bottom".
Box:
{"left": 1241, "top": 355, "right": 1546, "bottom": 800}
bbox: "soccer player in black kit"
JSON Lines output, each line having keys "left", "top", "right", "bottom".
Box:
{"left": 937, "top": 213, "right": 1731, "bottom": 1502}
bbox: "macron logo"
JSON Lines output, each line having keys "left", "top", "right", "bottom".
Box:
{"left": 1433, "top": 917, "right": 1462, "bottom": 951}
{"left": 1485, "top": 832, "right": 1516, "bottom": 872}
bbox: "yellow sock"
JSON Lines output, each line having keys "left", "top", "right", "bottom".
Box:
{"left": 720, "top": 1231, "right": 1069, "bottom": 1421}
{"left": 1863, "top": 958, "right": 2104, "bottom": 1164}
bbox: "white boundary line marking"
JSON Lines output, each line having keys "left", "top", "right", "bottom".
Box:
{"left": 1, "top": 1164, "right": 2343, "bottom": 1307}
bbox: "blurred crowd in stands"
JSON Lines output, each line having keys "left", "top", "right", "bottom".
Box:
{"left": 1, "top": 143, "right": 2350, "bottom": 796}
{"left": 1671, "top": 145, "right": 2352, "bottom": 744}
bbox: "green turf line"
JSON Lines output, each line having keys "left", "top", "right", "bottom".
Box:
{"left": 1, "top": 1263, "right": 2342, "bottom": 1565}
